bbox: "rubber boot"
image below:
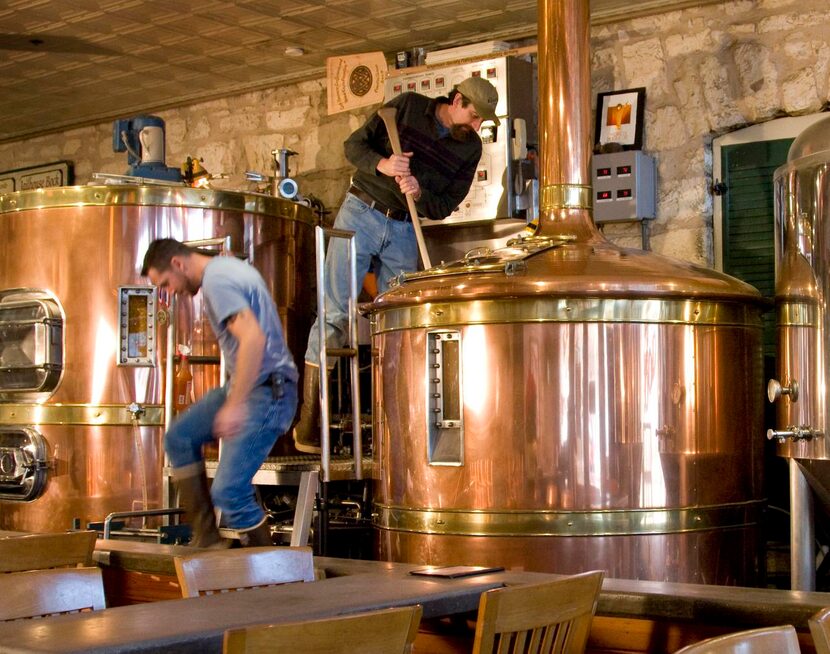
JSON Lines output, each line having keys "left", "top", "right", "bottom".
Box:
{"left": 173, "top": 464, "right": 227, "bottom": 548}
{"left": 237, "top": 517, "right": 273, "bottom": 547}
{"left": 293, "top": 362, "right": 322, "bottom": 454}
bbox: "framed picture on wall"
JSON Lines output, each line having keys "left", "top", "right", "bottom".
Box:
{"left": 594, "top": 87, "right": 646, "bottom": 151}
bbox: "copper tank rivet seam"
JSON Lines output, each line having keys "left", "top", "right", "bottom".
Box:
{"left": 0, "top": 403, "right": 165, "bottom": 426}
{"left": 374, "top": 501, "right": 764, "bottom": 537}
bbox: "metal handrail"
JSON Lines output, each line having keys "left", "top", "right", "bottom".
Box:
{"left": 315, "top": 225, "right": 362, "bottom": 483}
{"left": 103, "top": 507, "right": 185, "bottom": 539}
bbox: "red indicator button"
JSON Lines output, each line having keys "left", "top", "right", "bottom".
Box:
{"left": 617, "top": 188, "right": 632, "bottom": 199}
{"left": 597, "top": 190, "right": 612, "bottom": 201}
{"left": 596, "top": 167, "right": 611, "bottom": 178}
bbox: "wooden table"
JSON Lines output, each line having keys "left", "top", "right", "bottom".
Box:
{"left": 0, "top": 564, "right": 545, "bottom": 653}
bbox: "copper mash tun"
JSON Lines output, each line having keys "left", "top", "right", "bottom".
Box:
{"left": 366, "top": 0, "right": 767, "bottom": 583}
{"left": 0, "top": 185, "right": 315, "bottom": 533}
{"left": 769, "top": 114, "right": 830, "bottom": 590}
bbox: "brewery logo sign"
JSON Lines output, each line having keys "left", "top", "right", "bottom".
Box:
{"left": 594, "top": 88, "right": 646, "bottom": 152}
{"left": 327, "top": 51, "right": 387, "bottom": 115}
{"left": 0, "top": 160, "right": 74, "bottom": 193}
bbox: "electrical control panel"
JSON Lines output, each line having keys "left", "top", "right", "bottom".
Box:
{"left": 592, "top": 151, "right": 656, "bottom": 223}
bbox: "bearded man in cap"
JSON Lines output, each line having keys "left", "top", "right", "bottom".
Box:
{"left": 294, "top": 75, "right": 499, "bottom": 453}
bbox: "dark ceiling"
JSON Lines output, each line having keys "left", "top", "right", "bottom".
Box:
{"left": 0, "top": 0, "right": 711, "bottom": 143}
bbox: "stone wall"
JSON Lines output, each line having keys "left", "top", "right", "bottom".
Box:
{"left": 1, "top": 0, "right": 828, "bottom": 266}
{"left": 590, "top": 0, "right": 830, "bottom": 263}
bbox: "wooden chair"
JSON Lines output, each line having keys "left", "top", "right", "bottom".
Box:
{"left": 674, "top": 625, "right": 800, "bottom": 653}
{"left": 0, "top": 530, "right": 97, "bottom": 573}
{"left": 471, "top": 570, "right": 604, "bottom": 654}
{"left": 174, "top": 546, "right": 315, "bottom": 598}
{"left": 0, "top": 567, "right": 106, "bottom": 621}
{"left": 223, "top": 604, "right": 423, "bottom": 654}
{"left": 810, "top": 608, "right": 830, "bottom": 654}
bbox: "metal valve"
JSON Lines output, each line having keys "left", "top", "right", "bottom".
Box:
{"left": 127, "top": 402, "right": 146, "bottom": 420}
{"left": 766, "top": 425, "right": 823, "bottom": 443}
{"left": 767, "top": 378, "right": 799, "bottom": 403}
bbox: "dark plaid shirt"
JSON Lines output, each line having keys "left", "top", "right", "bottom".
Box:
{"left": 344, "top": 92, "right": 482, "bottom": 221}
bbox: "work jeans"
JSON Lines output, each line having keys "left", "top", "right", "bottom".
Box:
{"left": 165, "top": 381, "right": 298, "bottom": 530}
{"left": 305, "top": 191, "right": 418, "bottom": 364}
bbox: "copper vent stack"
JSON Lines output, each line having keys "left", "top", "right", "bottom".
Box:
{"left": 536, "top": 0, "right": 602, "bottom": 243}
{"left": 366, "top": 0, "right": 767, "bottom": 584}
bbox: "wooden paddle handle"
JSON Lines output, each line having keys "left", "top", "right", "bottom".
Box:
{"left": 377, "top": 106, "right": 432, "bottom": 270}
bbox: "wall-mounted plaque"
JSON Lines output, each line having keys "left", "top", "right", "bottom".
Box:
{"left": 0, "top": 160, "right": 73, "bottom": 193}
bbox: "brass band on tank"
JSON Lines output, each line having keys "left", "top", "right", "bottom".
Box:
{"left": 0, "top": 403, "right": 164, "bottom": 427}
{"left": 0, "top": 185, "right": 315, "bottom": 223}
{"left": 540, "top": 184, "right": 592, "bottom": 211}
{"left": 375, "top": 501, "right": 764, "bottom": 537}
{"left": 372, "top": 297, "right": 764, "bottom": 334}
{"left": 777, "top": 301, "right": 819, "bottom": 327}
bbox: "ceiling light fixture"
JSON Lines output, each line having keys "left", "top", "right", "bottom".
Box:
{"left": 284, "top": 47, "right": 305, "bottom": 57}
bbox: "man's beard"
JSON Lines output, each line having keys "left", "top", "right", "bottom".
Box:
{"left": 184, "top": 278, "right": 200, "bottom": 295}
{"left": 450, "top": 124, "right": 474, "bottom": 141}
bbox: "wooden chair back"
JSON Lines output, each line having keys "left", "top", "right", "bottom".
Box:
{"left": 0, "top": 567, "right": 106, "bottom": 621}
{"left": 471, "top": 570, "right": 604, "bottom": 654}
{"left": 223, "top": 604, "right": 423, "bottom": 654}
{"left": 811, "top": 607, "right": 830, "bottom": 654}
{"left": 675, "top": 625, "right": 800, "bottom": 653}
{"left": 174, "top": 546, "right": 315, "bottom": 598}
{"left": 0, "top": 530, "right": 97, "bottom": 573}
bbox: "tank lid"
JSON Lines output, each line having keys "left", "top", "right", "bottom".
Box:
{"left": 396, "top": 234, "right": 573, "bottom": 284}
{"left": 789, "top": 114, "right": 830, "bottom": 162}
{"left": 372, "top": 238, "right": 765, "bottom": 311}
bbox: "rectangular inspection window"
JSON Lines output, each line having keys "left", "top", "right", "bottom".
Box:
{"left": 426, "top": 330, "right": 464, "bottom": 466}
{"left": 117, "top": 286, "right": 157, "bottom": 366}
{"left": 0, "top": 294, "right": 62, "bottom": 394}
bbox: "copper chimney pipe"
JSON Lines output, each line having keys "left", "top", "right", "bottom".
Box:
{"left": 537, "top": 0, "right": 604, "bottom": 243}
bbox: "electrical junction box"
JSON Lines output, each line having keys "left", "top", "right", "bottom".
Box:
{"left": 592, "top": 151, "right": 656, "bottom": 223}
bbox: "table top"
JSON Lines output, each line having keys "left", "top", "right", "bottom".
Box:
{"left": 0, "top": 563, "right": 541, "bottom": 654}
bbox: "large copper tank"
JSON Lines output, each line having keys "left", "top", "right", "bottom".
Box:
{"left": 366, "top": 0, "right": 766, "bottom": 584}
{"left": 0, "top": 185, "right": 315, "bottom": 533}
{"left": 769, "top": 114, "right": 830, "bottom": 589}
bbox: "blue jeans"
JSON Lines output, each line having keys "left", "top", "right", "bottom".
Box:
{"left": 305, "top": 192, "right": 418, "bottom": 364}
{"left": 165, "top": 381, "right": 298, "bottom": 530}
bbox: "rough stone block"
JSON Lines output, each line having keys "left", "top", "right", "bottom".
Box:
{"left": 622, "top": 38, "right": 668, "bottom": 97}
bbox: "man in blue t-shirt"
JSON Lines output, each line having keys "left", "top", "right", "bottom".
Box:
{"left": 142, "top": 238, "right": 298, "bottom": 548}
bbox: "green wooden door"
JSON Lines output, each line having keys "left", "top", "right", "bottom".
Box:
{"left": 720, "top": 138, "right": 792, "bottom": 357}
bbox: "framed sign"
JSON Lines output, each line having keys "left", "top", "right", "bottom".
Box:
{"left": 0, "top": 160, "right": 74, "bottom": 193}
{"left": 595, "top": 88, "right": 646, "bottom": 151}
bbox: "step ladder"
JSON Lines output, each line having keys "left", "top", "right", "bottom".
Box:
{"left": 312, "top": 224, "right": 366, "bottom": 554}
{"left": 314, "top": 224, "right": 363, "bottom": 484}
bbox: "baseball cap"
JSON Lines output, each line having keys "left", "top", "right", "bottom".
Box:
{"left": 456, "top": 76, "right": 500, "bottom": 126}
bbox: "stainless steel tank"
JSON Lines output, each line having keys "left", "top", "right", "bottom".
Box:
{"left": 768, "top": 114, "right": 830, "bottom": 589}
{"left": 0, "top": 185, "right": 315, "bottom": 533}
{"left": 366, "top": 0, "right": 766, "bottom": 584}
